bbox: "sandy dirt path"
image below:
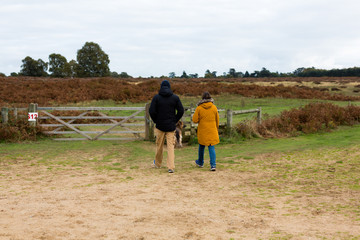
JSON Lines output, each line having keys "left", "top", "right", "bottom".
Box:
{"left": 1, "top": 158, "right": 360, "bottom": 240}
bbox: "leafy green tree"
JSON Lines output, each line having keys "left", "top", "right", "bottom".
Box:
{"left": 204, "top": 70, "right": 211, "bottom": 78}
{"left": 20, "top": 56, "right": 48, "bottom": 77}
{"left": 258, "top": 67, "right": 271, "bottom": 77}
{"left": 119, "top": 72, "right": 132, "bottom": 78}
{"left": 293, "top": 67, "right": 305, "bottom": 76}
{"left": 111, "top": 71, "right": 120, "bottom": 77}
{"left": 189, "top": 73, "right": 198, "bottom": 78}
{"left": 68, "top": 60, "right": 79, "bottom": 78}
{"left": 181, "top": 71, "right": 188, "bottom": 78}
{"left": 169, "top": 72, "right": 176, "bottom": 78}
{"left": 250, "top": 71, "right": 259, "bottom": 78}
{"left": 76, "top": 42, "right": 110, "bottom": 77}
{"left": 48, "top": 53, "right": 70, "bottom": 77}
{"left": 204, "top": 69, "right": 217, "bottom": 78}
{"left": 110, "top": 71, "right": 132, "bottom": 78}
{"left": 228, "top": 68, "right": 236, "bottom": 78}
{"left": 227, "top": 68, "right": 243, "bottom": 78}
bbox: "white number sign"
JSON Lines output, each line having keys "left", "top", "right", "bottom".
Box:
{"left": 28, "top": 112, "right": 38, "bottom": 121}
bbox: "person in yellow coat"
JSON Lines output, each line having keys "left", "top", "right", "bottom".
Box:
{"left": 192, "top": 91, "right": 220, "bottom": 171}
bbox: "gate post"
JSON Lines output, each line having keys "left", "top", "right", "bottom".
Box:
{"left": 13, "top": 108, "right": 18, "bottom": 120}
{"left": 28, "top": 103, "right": 38, "bottom": 127}
{"left": 1, "top": 107, "right": 9, "bottom": 125}
{"left": 189, "top": 104, "right": 196, "bottom": 143}
{"left": 226, "top": 109, "right": 233, "bottom": 137}
{"left": 145, "top": 103, "right": 154, "bottom": 141}
{"left": 257, "top": 107, "right": 262, "bottom": 125}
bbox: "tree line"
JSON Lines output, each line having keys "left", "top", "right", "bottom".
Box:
{"left": 181, "top": 66, "right": 360, "bottom": 79}
{"left": 3, "top": 41, "right": 360, "bottom": 79}
{"left": 7, "top": 42, "right": 130, "bottom": 79}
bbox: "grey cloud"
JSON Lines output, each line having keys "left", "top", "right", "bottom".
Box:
{"left": 1, "top": 0, "right": 360, "bottom": 76}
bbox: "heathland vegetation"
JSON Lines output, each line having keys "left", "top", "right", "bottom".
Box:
{"left": 2, "top": 76, "right": 360, "bottom": 108}
{"left": 1, "top": 76, "right": 360, "bottom": 142}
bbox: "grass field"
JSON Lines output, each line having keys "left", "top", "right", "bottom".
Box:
{"left": 1, "top": 90, "right": 360, "bottom": 239}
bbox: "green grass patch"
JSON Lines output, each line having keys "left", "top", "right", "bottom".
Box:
{"left": 2, "top": 124, "right": 360, "bottom": 168}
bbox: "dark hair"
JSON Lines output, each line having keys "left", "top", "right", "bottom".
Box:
{"left": 202, "top": 91, "right": 211, "bottom": 100}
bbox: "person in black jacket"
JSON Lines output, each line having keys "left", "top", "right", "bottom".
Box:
{"left": 149, "top": 80, "right": 184, "bottom": 173}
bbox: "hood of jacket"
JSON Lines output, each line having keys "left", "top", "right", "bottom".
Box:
{"left": 199, "top": 102, "right": 213, "bottom": 109}
{"left": 197, "top": 98, "right": 214, "bottom": 106}
{"left": 158, "top": 86, "right": 173, "bottom": 97}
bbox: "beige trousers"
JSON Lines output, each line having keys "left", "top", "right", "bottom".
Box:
{"left": 154, "top": 128, "right": 175, "bottom": 170}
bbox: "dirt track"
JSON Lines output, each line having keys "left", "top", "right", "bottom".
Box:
{"left": 1, "top": 155, "right": 359, "bottom": 240}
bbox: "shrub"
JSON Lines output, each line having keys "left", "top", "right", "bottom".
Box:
{"left": 235, "top": 103, "right": 360, "bottom": 138}
{"left": 0, "top": 117, "right": 44, "bottom": 142}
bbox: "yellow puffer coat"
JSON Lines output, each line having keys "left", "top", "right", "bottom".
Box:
{"left": 192, "top": 102, "right": 220, "bottom": 146}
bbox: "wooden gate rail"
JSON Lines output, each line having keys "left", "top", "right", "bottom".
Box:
{"left": 37, "top": 106, "right": 147, "bottom": 141}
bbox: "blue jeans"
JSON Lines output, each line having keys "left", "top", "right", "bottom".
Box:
{"left": 197, "top": 144, "right": 216, "bottom": 168}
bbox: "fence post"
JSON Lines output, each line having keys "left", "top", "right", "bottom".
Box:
{"left": 257, "top": 107, "right": 262, "bottom": 125}
{"left": 144, "top": 103, "right": 154, "bottom": 141}
{"left": 189, "top": 104, "right": 196, "bottom": 142}
{"left": 1, "top": 107, "right": 9, "bottom": 125}
{"left": 13, "top": 108, "right": 18, "bottom": 120}
{"left": 28, "top": 103, "right": 38, "bottom": 127}
{"left": 226, "top": 109, "right": 233, "bottom": 136}
{"left": 145, "top": 103, "right": 150, "bottom": 140}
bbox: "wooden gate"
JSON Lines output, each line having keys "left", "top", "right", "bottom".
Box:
{"left": 37, "top": 105, "right": 149, "bottom": 141}
{"left": 2, "top": 103, "right": 262, "bottom": 141}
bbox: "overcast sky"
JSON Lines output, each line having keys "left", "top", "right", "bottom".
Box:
{"left": 1, "top": 0, "right": 360, "bottom": 77}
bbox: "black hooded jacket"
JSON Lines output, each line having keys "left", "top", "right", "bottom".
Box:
{"left": 149, "top": 81, "right": 184, "bottom": 132}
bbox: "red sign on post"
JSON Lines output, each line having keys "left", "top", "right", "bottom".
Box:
{"left": 28, "top": 112, "right": 38, "bottom": 121}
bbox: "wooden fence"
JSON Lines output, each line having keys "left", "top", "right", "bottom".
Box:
{"left": 1, "top": 103, "right": 261, "bottom": 141}
{"left": 1, "top": 107, "right": 27, "bottom": 123}
{"left": 179, "top": 105, "right": 261, "bottom": 140}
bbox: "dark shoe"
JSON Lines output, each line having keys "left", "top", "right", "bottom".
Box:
{"left": 195, "top": 160, "right": 203, "bottom": 168}
{"left": 168, "top": 169, "right": 174, "bottom": 173}
{"left": 210, "top": 167, "right": 216, "bottom": 171}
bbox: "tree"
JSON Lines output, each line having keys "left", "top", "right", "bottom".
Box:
{"left": 204, "top": 69, "right": 217, "bottom": 78}
{"left": 119, "top": 72, "right": 132, "bottom": 78}
{"left": 228, "top": 68, "right": 236, "bottom": 78}
{"left": 293, "top": 67, "right": 305, "bottom": 76}
{"left": 169, "top": 72, "right": 176, "bottom": 78}
{"left": 111, "top": 71, "right": 120, "bottom": 77}
{"left": 204, "top": 70, "right": 211, "bottom": 78}
{"left": 189, "top": 73, "right": 198, "bottom": 78}
{"left": 68, "top": 60, "right": 78, "bottom": 78}
{"left": 250, "top": 71, "right": 259, "bottom": 78}
{"left": 76, "top": 42, "right": 110, "bottom": 77}
{"left": 258, "top": 67, "right": 271, "bottom": 78}
{"left": 181, "top": 71, "right": 188, "bottom": 78}
{"left": 20, "top": 56, "right": 48, "bottom": 77}
{"left": 48, "top": 53, "right": 70, "bottom": 77}
{"left": 227, "top": 68, "right": 243, "bottom": 78}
